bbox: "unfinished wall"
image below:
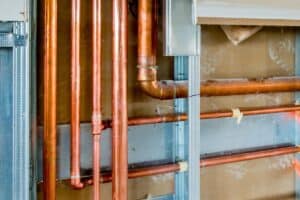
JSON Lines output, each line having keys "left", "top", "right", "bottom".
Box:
{"left": 37, "top": 0, "right": 297, "bottom": 199}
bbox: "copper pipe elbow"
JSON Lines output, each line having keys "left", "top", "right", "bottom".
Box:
{"left": 139, "top": 80, "right": 188, "bottom": 100}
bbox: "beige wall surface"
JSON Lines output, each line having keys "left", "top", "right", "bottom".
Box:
{"left": 37, "top": 0, "right": 297, "bottom": 199}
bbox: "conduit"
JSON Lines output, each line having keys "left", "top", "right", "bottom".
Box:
{"left": 70, "top": 0, "right": 83, "bottom": 189}
{"left": 112, "top": 0, "right": 128, "bottom": 199}
{"left": 43, "top": 0, "right": 57, "bottom": 198}
{"left": 92, "top": 0, "right": 102, "bottom": 199}
{"left": 137, "top": 0, "right": 300, "bottom": 99}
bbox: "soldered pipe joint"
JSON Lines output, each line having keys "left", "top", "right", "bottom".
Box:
{"left": 137, "top": 65, "right": 158, "bottom": 82}
{"left": 92, "top": 112, "right": 103, "bottom": 135}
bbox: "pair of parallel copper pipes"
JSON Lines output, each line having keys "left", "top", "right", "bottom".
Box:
{"left": 43, "top": 0, "right": 300, "bottom": 199}
{"left": 70, "top": 0, "right": 127, "bottom": 200}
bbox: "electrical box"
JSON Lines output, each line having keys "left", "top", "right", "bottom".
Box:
{"left": 0, "top": 0, "right": 27, "bottom": 21}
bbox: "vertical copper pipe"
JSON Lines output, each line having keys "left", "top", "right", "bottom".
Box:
{"left": 70, "top": 0, "right": 83, "bottom": 189}
{"left": 43, "top": 0, "right": 57, "bottom": 198}
{"left": 92, "top": 0, "right": 102, "bottom": 199}
{"left": 112, "top": 0, "right": 128, "bottom": 199}
{"left": 138, "top": 0, "right": 154, "bottom": 67}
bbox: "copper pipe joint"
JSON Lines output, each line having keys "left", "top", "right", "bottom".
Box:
{"left": 92, "top": 112, "right": 103, "bottom": 135}
{"left": 139, "top": 80, "right": 188, "bottom": 99}
{"left": 137, "top": 66, "right": 157, "bottom": 81}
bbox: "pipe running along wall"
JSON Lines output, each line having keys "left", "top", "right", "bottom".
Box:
{"left": 70, "top": 0, "right": 83, "bottom": 189}
{"left": 76, "top": 146, "right": 300, "bottom": 184}
{"left": 112, "top": 0, "right": 128, "bottom": 199}
{"left": 92, "top": 0, "right": 102, "bottom": 199}
{"left": 137, "top": 0, "right": 300, "bottom": 99}
{"left": 43, "top": 0, "right": 58, "bottom": 199}
{"left": 98, "top": 104, "right": 300, "bottom": 129}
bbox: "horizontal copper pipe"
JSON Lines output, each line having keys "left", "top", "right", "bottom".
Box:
{"left": 201, "top": 78, "right": 300, "bottom": 96}
{"left": 139, "top": 77, "right": 300, "bottom": 99}
{"left": 200, "top": 104, "right": 300, "bottom": 119}
{"left": 200, "top": 146, "right": 300, "bottom": 167}
{"left": 78, "top": 146, "right": 300, "bottom": 185}
{"left": 100, "top": 164, "right": 180, "bottom": 183}
{"left": 99, "top": 105, "right": 300, "bottom": 130}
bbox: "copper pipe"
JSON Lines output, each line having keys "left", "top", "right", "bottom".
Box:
{"left": 100, "top": 164, "right": 180, "bottom": 183}
{"left": 200, "top": 146, "right": 300, "bottom": 167}
{"left": 112, "top": 0, "right": 128, "bottom": 199}
{"left": 79, "top": 146, "right": 300, "bottom": 185}
{"left": 201, "top": 78, "right": 300, "bottom": 96}
{"left": 200, "top": 104, "right": 300, "bottom": 119}
{"left": 92, "top": 0, "right": 102, "bottom": 199}
{"left": 43, "top": 0, "right": 57, "bottom": 198}
{"left": 70, "top": 0, "right": 83, "bottom": 189}
{"left": 99, "top": 105, "right": 300, "bottom": 130}
{"left": 137, "top": 0, "right": 188, "bottom": 100}
{"left": 136, "top": 1, "right": 300, "bottom": 99}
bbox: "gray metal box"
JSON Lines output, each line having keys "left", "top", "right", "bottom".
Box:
{"left": 0, "top": 0, "right": 27, "bottom": 21}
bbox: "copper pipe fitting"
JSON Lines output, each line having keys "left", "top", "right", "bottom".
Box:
{"left": 42, "top": 0, "right": 57, "bottom": 198}
{"left": 70, "top": 0, "right": 84, "bottom": 189}
{"left": 112, "top": 0, "right": 128, "bottom": 199}
{"left": 137, "top": 0, "right": 187, "bottom": 99}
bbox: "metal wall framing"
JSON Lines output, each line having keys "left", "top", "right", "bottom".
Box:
{"left": 0, "top": 22, "right": 30, "bottom": 200}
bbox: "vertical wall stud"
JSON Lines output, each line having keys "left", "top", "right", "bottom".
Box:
{"left": 174, "top": 56, "right": 188, "bottom": 199}
{"left": 187, "top": 55, "right": 201, "bottom": 200}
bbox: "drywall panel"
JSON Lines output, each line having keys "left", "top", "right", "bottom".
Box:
{"left": 201, "top": 26, "right": 295, "bottom": 112}
{"left": 201, "top": 155, "right": 295, "bottom": 200}
{"left": 196, "top": 0, "right": 300, "bottom": 26}
{"left": 0, "top": 0, "right": 27, "bottom": 21}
